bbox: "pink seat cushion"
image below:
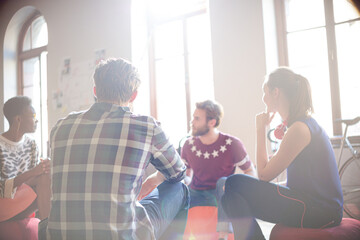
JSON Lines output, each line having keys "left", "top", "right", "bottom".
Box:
{"left": 270, "top": 218, "right": 360, "bottom": 240}
{"left": 0, "top": 217, "right": 40, "bottom": 240}
{"left": 183, "top": 206, "right": 234, "bottom": 240}
{"left": 0, "top": 184, "right": 37, "bottom": 222}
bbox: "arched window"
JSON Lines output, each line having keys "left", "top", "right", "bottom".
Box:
{"left": 19, "top": 14, "right": 48, "bottom": 157}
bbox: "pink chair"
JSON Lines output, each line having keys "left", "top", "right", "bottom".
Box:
{"left": 0, "top": 217, "right": 40, "bottom": 240}
{"left": 183, "top": 206, "right": 234, "bottom": 240}
{"left": 270, "top": 218, "right": 360, "bottom": 240}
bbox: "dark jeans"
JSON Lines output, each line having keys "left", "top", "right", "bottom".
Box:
{"left": 140, "top": 181, "right": 190, "bottom": 240}
{"left": 222, "top": 174, "right": 342, "bottom": 240}
{"left": 39, "top": 181, "right": 189, "bottom": 240}
{"left": 189, "top": 177, "right": 232, "bottom": 233}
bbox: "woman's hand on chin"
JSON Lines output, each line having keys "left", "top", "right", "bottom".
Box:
{"left": 256, "top": 111, "right": 275, "bottom": 130}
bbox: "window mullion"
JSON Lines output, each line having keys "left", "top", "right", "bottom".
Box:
{"left": 38, "top": 55, "right": 44, "bottom": 157}
{"left": 274, "top": 0, "right": 289, "bottom": 66}
{"left": 183, "top": 19, "right": 191, "bottom": 133}
{"left": 324, "top": 0, "right": 342, "bottom": 136}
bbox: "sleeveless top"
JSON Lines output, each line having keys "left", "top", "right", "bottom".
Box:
{"left": 287, "top": 117, "right": 343, "bottom": 214}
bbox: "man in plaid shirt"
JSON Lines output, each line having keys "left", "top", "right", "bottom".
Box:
{"left": 42, "top": 58, "right": 189, "bottom": 240}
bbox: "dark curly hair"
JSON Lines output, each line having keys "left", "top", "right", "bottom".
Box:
{"left": 3, "top": 96, "right": 32, "bottom": 125}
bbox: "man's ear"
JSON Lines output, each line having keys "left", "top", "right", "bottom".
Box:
{"left": 93, "top": 86, "right": 97, "bottom": 97}
{"left": 129, "top": 91, "right": 138, "bottom": 103}
{"left": 207, "top": 118, "right": 217, "bottom": 128}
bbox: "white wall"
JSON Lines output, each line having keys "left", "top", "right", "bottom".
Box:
{"left": 0, "top": 0, "right": 132, "bottom": 132}
{"left": 1, "top": 0, "right": 273, "bottom": 162}
{"left": 209, "top": 0, "right": 268, "bottom": 161}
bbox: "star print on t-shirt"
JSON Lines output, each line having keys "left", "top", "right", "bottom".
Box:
{"left": 188, "top": 137, "right": 233, "bottom": 159}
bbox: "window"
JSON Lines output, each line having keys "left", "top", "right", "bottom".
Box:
{"left": 276, "top": 0, "right": 360, "bottom": 138}
{"left": 147, "top": 0, "right": 214, "bottom": 145}
{"left": 19, "top": 15, "right": 48, "bottom": 157}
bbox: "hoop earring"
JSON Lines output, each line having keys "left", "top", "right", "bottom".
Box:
{"left": 16, "top": 122, "right": 21, "bottom": 139}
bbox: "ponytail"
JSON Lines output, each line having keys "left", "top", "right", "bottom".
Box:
{"left": 266, "top": 67, "right": 314, "bottom": 126}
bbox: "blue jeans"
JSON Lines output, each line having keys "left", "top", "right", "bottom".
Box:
{"left": 222, "top": 174, "right": 342, "bottom": 240}
{"left": 39, "top": 181, "right": 189, "bottom": 240}
{"left": 140, "top": 181, "right": 190, "bottom": 240}
{"left": 189, "top": 177, "right": 233, "bottom": 233}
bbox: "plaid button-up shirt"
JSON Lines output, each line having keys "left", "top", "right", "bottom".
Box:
{"left": 47, "top": 102, "right": 186, "bottom": 240}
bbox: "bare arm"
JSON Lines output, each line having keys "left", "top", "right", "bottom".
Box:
{"left": 138, "top": 170, "right": 165, "bottom": 200}
{"left": 184, "top": 167, "right": 193, "bottom": 185}
{"left": 13, "top": 159, "right": 50, "bottom": 188}
{"left": 235, "top": 161, "right": 257, "bottom": 178}
{"left": 255, "top": 112, "right": 311, "bottom": 182}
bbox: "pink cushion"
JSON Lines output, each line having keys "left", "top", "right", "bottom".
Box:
{"left": 0, "top": 184, "right": 37, "bottom": 222}
{"left": 270, "top": 218, "right": 360, "bottom": 240}
{"left": 183, "top": 206, "right": 234, "bottom": 240}
{"left": 0, "top": 217, "right": 40, "bottom": 240}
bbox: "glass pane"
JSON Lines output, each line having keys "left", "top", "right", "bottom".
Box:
{"left": 23, "top": 86, "right": 34, "bottom": 100}
{"left": 336, "top": 21, "right": 360, "bottom": 136}
{"left": 155, "top": 57, "right": 187, "bottom": 145}
{"left": 23, "top": 57, "right": 41, "bottom": 120}
{"left": 285, "top": 0, "right": 325, "bottom": 32}
{"left": 40, "top": 52, "right": 49, "bottom": 156}
{"left": 22, "top": 27, "right": 31, "bottom": 51}
{"left": 23, "top": 57, "right": 39, "bottom": 87}
{"left": 187, "top": 14, "right": 214, "bottom": 114}
{"left": 287, "top": 28, "right": 333, "bottom": 136}
{"left": 23, "top": 57, "right": 42, "bottom": 154}
{"left": 333, "top": 0, "right": 360, "bottom": 23}
{"left": 154, "top": 20, "right": 184, "bottom": 59}
{"left": 148, "top": 0, "right": 207, "bottom": 20}
{"left": 32, "top": 16, "right": 48, "bottom": 48}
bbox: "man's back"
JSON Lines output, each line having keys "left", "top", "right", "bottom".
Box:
{"left": 48, "top": 102, "right": 185, "bottom": 239}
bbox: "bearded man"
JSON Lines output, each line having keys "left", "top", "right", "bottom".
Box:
{"left": 181, "top": 100, "right": 256, "bottom": 240}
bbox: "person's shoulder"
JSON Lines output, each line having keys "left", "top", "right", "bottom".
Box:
{"left": 184, "top": 136, "right": 197, "bottom": 145}
{"left": 220, "top": 132, "right": 242, "bottom": 144}
{"left": 57, "top": 110, "right": 85, "bottom": 124}
{"left": 292, "top": 117, "right": 313, "bottom": 131}
{"left": 0, "top": 134, "right": 6, "bottom": 145}
{"left": 130, "top": 113, "right": 160, "bottom": 127}
{"left": 286, "top": 120, "right": 311, "bottom": 141}
{"left": 50, "top": 110, "right": 86, "bottom": 136}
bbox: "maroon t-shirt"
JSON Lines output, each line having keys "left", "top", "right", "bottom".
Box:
{"left": 181, "top": 132, "right": 250, "bottom": 190}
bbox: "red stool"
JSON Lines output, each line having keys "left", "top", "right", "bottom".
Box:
{"left": 183, "top": 206, "right": 234, "bottom": 240}
{"left": 270, "top": 218, "right": 360, "bottom": 240}
{"left": 0, "top": 217, "right": 40, "bottom": 240}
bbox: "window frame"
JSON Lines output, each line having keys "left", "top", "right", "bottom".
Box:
{"left": 274, "top": 0, "right": 360, "bottom": 145}
{"left": 17, "top": 13, "right": 48, "bottom": 156}
{"left": 147, "top": 8, "right": 208, "bottom": 133}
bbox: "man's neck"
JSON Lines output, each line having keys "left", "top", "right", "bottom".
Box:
{"left": 99, "top": 99, "right": 129, "bottom": 107}
{"left": 199, "top": 129, "right": 220, "bottom": 145}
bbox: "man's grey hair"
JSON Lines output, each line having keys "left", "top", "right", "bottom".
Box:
{"left": 93, "top": 58, "right": 141, "bottom": 103}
